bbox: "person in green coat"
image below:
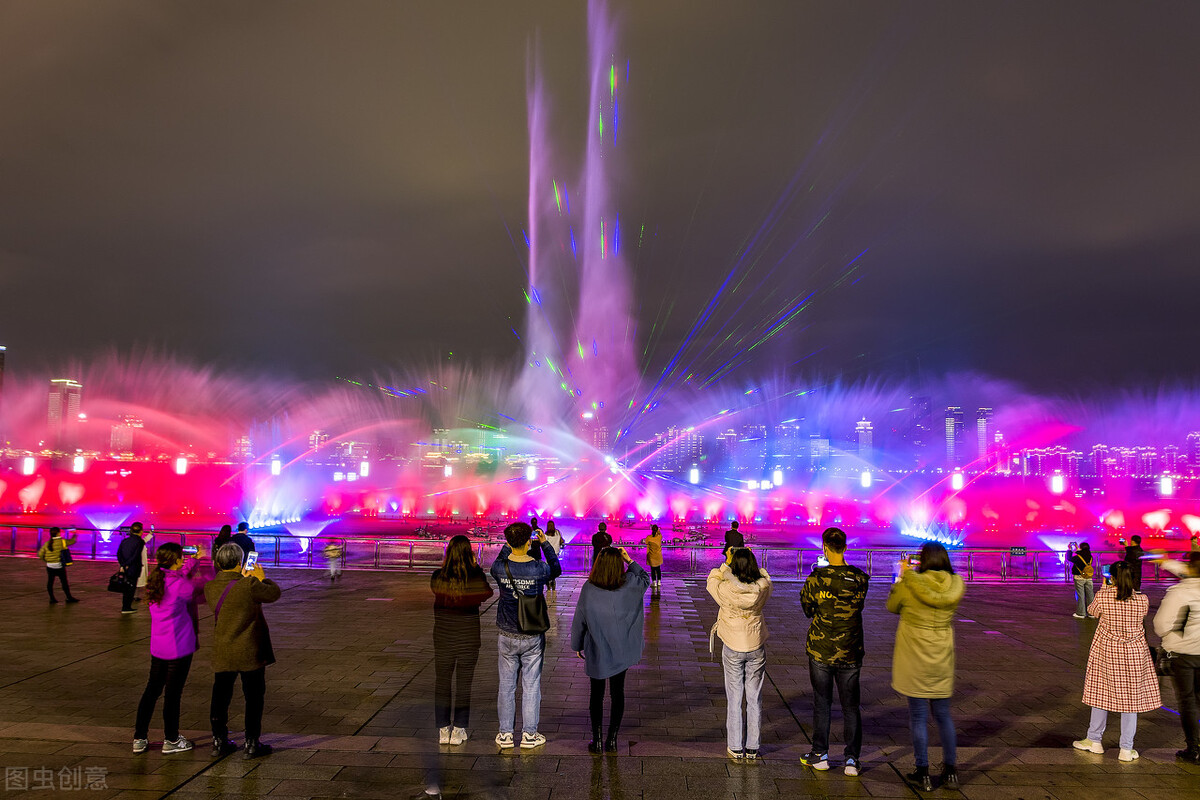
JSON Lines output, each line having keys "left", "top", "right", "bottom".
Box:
{"left": 887, "top": 542, "right": 965, "bottom": 792}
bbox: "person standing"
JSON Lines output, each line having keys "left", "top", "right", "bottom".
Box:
{"left": 591, "top": 522, "right": 613, "bottom": 565}
{"left": 1070, "top": 543, "right": 1096, "bottom": 619}
{"left": 642, "top": 525, "right": 664, "bottom": 589}
{"left": 1123, "top": 535, "right": 1146, "bottom": 591}
{"left": 707, "top": 547, "right": 772, "bottom": 760}
{"left": 431, "top": 535, "right": 493, "bottom": 746}
{"left": 1074, "top": 560, "right": 1161, "bottom": 762}
{"left": 133, "top": 543, "right": 208, "bottom": 755}
{"left": 233, "top": 523, "right": 257, "bottom": 556}
{"left": 723, "top": 520, "right": 744, "bottom": 557}
{"left": 1153, "top": 552, "right": 1200, "bottom": 764}
{"left": 323, "top": 541, "right": 343, "bottom": 582}
{"left": 117, "top": 523, "right": 148, "bottom": 614}
{"left": 800, "top": 528, "right": 870, "bottom": 776}
{"left": 541, "top": 520, "right": 564, "bottom": 593}
{"left": 490, "top": 522, "right": 561, "bottom": 750}
{"left": 38, "top": 527, "right": 79, "bottom": 604}
{"left": 571, "top": 546, "right": 650, "bottom": 753}
{"left": 135, "top": 527, "right": 153, "bottom": 601}
{"left": 205, "top": 542, "right": 281, "bottom": 759}
{"left": 887, "top": 542, "right": 965, "bottom": 792}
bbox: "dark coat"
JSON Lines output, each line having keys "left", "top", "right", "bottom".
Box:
{"left": 204, "top": 572, "right": 281, "bottom": 673}
{"left": 116, "top": 535, "right": 145, "bottom": 571}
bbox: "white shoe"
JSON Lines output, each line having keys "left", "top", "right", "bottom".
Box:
{"left": 438, "top": 726, "right": 451, "bottom": 744}
{"left": 1119, "top": 748, "right": 1139, "bottom": 762}
{"left": 1072, "top": 613, "right": 1086, "bottom": 619}
{"left": 162, "top": 736, "right": 193, "bottom": 754}
{"left": 132, "top": 738, "right": 148, "bottom": 754}
{"left": 1073, "top": 739, "right": 1103, "bottom": 754}
{"left": 495, "top": 732, "right": 514, "bottom": 748}
{"left": 450, "top": 727, "right": 467, "bottom": 746}
{"left": 520, "top": 731, "right": 547, "bottom": 749}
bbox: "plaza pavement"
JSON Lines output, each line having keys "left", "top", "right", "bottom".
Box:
{"left": 0, "top": 558, "right": 1197, "bottom": 799}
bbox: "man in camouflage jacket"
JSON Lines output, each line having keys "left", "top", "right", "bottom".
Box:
{"left": 799, "top": 527, "right": 870, "bottom": 774}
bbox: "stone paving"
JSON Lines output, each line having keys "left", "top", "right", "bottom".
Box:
{"left": 0, "top": 557, "right": 1197, "bottom": 799}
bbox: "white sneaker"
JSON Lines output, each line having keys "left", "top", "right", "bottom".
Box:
{"left": 132, "top": 738, "right": 148, "bottom": 754}
{"left": 450, "top": 727, "right": 467, "bottom": 746}
{"left": 1072, "top": 613, "right": 1086, "bottom": 619}
{"left": 844, "top": 757, "right": 860, "bottom": 776}
{"left": 495, "top": 732, "right": 514, "bottom": 748}
{"left": 520, "top": 731, "right": 547, "bottom": 749}
{"left": 162, "top": 736, "right": 193, "bottom": 754}
{"left": 1119, "top": 748, "right": 1139, "bottom": 762}
{"left": 1073, "top": 739, "right": 1103, "bottom": 754}
{"left": 438, "top": 726, "right": 451, "bottom": 745}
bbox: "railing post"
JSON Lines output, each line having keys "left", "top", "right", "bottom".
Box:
{"left": 1000, "top": 553, "right": 1006, "bottom": 582}
{"left": 967, "top": 552, "right": 974, "bottom": 582}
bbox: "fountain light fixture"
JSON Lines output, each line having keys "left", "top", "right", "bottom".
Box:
{"left": 689, "top": 466, "right": 700, "bottom": 485}
{"left": 525, "top": 464, "right": 537, "bottom": 481}
{"left": 1050, "top": 473, "right": 1065, "bottom": 495}
{"left": 860, "top": 470, "right": 872, "bottom": 489}
{"left": 174, "top": 457, "right": 188, "bottom": 475}
{"left": 772, "top": 469, "right": 784, "bottom": 487}
{"left": 444, "top": 464, "right": 453, "bottom": 478}
{"left": 21, "top": 456, "right": 35, "bottom": 476}
{"left": 950, "top": 472, "right": 965, "bottom": 492}
{"left": 270, "top": 458, "right": 282, "bottom": 476}
{"left": 1160, "top": 475, "right": 1174, "bottom": 497}
{"left": 72, "top": 455, "right": 85, "bottom": 474}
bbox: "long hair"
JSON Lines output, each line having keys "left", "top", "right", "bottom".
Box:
{"left": 145, "top": 543, "right": 183, "bottom": 605}
{"left": 729, "top": 548, "right": 763, "bottom": 584}
{"left": 433, "top": 535, "right": 479, "bottom": 596}
{"left": 1111, "top": 560, "right": 1135, "bottom": 601}
{"left": 214, "top": 525, "right": 233, "bottom": 548}
{"left": 588, "top": 547, "right": 627, "bottom": 590}
{"left": 917, "top": 542, "right": 955, "bottom": 574}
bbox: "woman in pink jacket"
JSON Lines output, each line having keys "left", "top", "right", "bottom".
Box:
{"left": 132, "top": 543, "right": 208, "bottom": 755}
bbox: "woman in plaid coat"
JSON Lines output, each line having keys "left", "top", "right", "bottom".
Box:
{"left": 1073, "top": 561, "right": 1160, "bottom": 762}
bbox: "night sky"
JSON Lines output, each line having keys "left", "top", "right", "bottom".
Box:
{"left": 2, "top": 1, "right": 1199, "bottom": 392}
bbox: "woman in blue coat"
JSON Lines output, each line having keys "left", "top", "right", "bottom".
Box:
{"left": 570, "top": 546, "right": 651, "bottom": 753}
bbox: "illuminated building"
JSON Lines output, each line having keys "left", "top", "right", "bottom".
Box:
{"left": 976, "top": 407, "right": 993, "bottom": 465}
{"left": 944, "top": 406, "right": 964, "bottom": 467}
{"left": 232, "top": 434, "right": 254, "bottom": 461}
{"left": 110, "top": 414, "right": 143, "bottom": 455}
{"left": 809, "top": 434, "right": 830, "bottom": 471}
{"left": 47, "top": 379, "right": 83, "bottom": 452}
{"left": 1164, "top": 444, "right": 1182, "bottom": 474}
{"left": 906, "top": 396, "right": 932, "bottom": 450}
{"left": 1187, "top": 432, "right": 1200, "bottom": 474}
{"left": 855, "top": 418, "right": 873, "bottom": 460}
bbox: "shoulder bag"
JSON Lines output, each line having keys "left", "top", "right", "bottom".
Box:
{"left": 503, "top": 561, "right": 550, "bottom": 634}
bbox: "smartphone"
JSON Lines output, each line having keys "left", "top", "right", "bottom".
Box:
{"left": 1101, "top": 564, "right": 1111, "bottom": 579}
{"left": 182, "top": 545, "right": 199, "bottom": 556}
{"left": 243, "top": 550, "right": 259, "bottom": 572}
{"left": 908, "top": 557, "right": 921, "bottom": 567}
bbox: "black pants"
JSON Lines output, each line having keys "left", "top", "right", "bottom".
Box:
{"left": 589, "top": 670, "right": 627, "bottom": 733}
{"left": 120, "top": 566, "right": 137, "bottom": 611}
{"left": 210, "top": 668, "right": 267, "bottom": 742}
{"left": 1172, "top": 653, "right": 1200, "bottom": 751}
{"left": 46, "top": 567, "right": 73, "bottom": 600}
{"left": 433, "top": 633, "right": 480, "bottom": 728}
{"left": 650, "top": 565, "right": 662, "bottom": 582}
{"left": 135, "top": 654, "right": 194, "bottom": 740}
{"left": 809, "top": 659, "right": 862, "bottom": 760}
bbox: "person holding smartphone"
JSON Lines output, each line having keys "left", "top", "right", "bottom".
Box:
{"left": 133, "top": 543, "right": 207, "bottom": 754}
{"left": 38, "top": 526, "right": 79, "bottom": 604}
{"left": 204, "top": 544, "right": 281, "bottom": 759}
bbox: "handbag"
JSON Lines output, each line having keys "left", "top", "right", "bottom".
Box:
{"left": 107, "top": 570, "right": 131, "bottom": 593}
{"left": 59, "top": 547, "right": 73, "bottom": 567}
{"left": 503, "top": 562, "right": 550, "bottom": 634}
{"left": 1152, "top": 645, "right": 1174, "bottom": 678}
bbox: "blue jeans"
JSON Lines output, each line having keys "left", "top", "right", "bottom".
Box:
{"left": 722, "top": 645, "right": 766, "bottom": 751}
{"left": 809, "top": 660, "right": 862, "bottom": 759}
{"left": 907, "top": 697, "right": 956, "bottom": 767}
{"left": 497, "top": 633, "right": 544, "bottom": 735}
{"left": 1087, "top": 706, "right": 1137, "bottom": 751}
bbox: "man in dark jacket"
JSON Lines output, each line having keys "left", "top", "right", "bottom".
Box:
{"left": 116, "top": 522, "right": 147, "bottom": 614}
{"left": 205, "top": 542, "right": 281, "bottom": 759}
{"left": 800, "top": 527, "right": 870, "bottom": 775}
{"left": 723, "top": 520, "right": 745, "bottom": 556}
{"left": 232, "top": 522, "right": 257, "bottom": 557}
{"left": 591, "top": 522, "right": 613, "bottom": 565}
{"left": 1124, "top": 535, "right": 1146, "bottom": 591}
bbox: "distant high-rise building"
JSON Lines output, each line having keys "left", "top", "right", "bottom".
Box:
{"left": 1164, "top": 445, "right": 1182, "bottom": 474}
{"left": 233, "top": 434, "right": 254, "bottom": 461}
{"left": 1187, "top": 432, "right": 1200, "bottom": 474}
{"left": 976, "top": 408, "right": 993, "bottom": 465}
{"left": 110, "top": 414, "right": 143, "bottom": 455}
{"left": 944, "top": 407, "right": 964, "bottom": 467}
{"left": 47, "top": 379, "right": 83, "bottom": 452}
{"left": 809, "top": 434, "right": 830, "bottom": 470}
{"left": 856, "top": 419, "right": 873, "bottom": 460}
{"left": 905, "top": 396, "right": 932, "bottom": 451}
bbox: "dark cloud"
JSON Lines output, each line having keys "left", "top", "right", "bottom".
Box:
{"left": 2, "top": 1, "right": 1198, "bottom": 391}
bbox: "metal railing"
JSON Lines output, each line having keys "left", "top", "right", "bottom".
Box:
{"left": 3, "top": 522, "right": 1189, "bottom": 582}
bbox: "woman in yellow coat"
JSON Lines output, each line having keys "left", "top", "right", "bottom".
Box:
{"left": 642, "top": 525, "right": 664, "bottom": 589}
{"left": 887, "top": 542, "right": 965, "bottom": 792}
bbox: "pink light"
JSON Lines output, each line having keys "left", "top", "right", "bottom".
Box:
{"left": 950, "top": 472, "right": 964, "bottom": 492}
{"left": 72, "top": 456, "right": 85, "bottom": 474}
{"left": 1182, "top": 514, "right": 1200, "bottom": 535}
{"left": 21, "top": 457, "right": 35, "bottom": 476}
{"left": 1142, "top": 509, "right": 1170, "bottom": 531}
{"left": 1049, "top": 474, "right": 1065, "bottom": 494}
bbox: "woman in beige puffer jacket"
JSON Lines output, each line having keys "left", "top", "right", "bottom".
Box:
{"left": 707, "top": 548, "right": 772, "bottom": 760}
{"left": 887, "top": 542, "right": 965, "bottom": 791}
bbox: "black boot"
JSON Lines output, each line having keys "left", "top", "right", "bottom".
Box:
{"left": 603, "top": 728, "right": 619, "bottom": 753}
{"left": 588, "top": 725, "right": 604, "bottom": 754}
{"left": 905, "top": 766, "right": 933, "bottom": 792}
{"left": 939, "top": 764, "right": 959, "bottom": 788}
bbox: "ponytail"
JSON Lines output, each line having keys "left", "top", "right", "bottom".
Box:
{"left": 145, "top": 543, "right": 183, "bottom": 605}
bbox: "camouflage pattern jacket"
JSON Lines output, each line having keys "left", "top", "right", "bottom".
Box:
{"left": 801, "top": 565, "right": 869, "bottom": 666}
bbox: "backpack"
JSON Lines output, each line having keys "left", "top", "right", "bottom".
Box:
{"left": 1082, "top": 557, "right": 1093, "bottom": 579}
